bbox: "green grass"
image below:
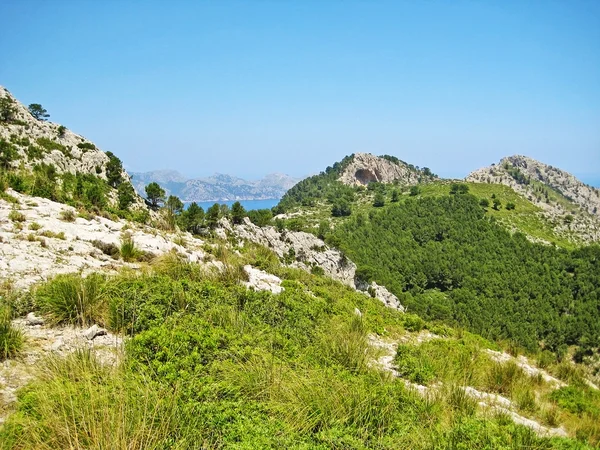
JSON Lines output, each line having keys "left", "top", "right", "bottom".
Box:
{"left": 0, "top": 305, "right": 23, "bottom": 360}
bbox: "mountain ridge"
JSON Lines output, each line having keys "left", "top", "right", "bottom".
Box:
{"left": 130, "top": 170, "right": 300, "bottom": 202}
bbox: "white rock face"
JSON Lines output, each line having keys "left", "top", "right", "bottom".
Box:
{"left": 0, "top": 190, "right": 205, "bottom": 288}
{"left": 226, "top": 218, "right": 406, "bottom": 311}
{"left": 338, "top": 153, "right": 425, "bottom": 186}
{"left": 243, "top": 265, "right": 284, "bottom": 294}
{"left": 229, "top": 217, "right": 357, "bottom": 287}
{"left": 467, "top": 155, "right": 600, "bottom": 243}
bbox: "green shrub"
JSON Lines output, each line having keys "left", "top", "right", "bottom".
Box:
{"left": 59, "top": 209, "right": 76, "bottom": 222}
{"left": 551, "top": 386, "right": 600, "bottom": 417}
{"left": 395, "top": 344, "right": 435, "bottom": 384}
{"left": 8, "top": 209, "right": 26, "bottom": 222}
{"left": 120, "top": 233, "right": 139, "bottom": 262}
{"left": 77, "top": 141, "right": 97, "bottom": 150}
{"left": 35, "top": 273, "right": 108, "bottom": 326}
{"left": 36, "top": 138, "right": 69, "bottom": 156}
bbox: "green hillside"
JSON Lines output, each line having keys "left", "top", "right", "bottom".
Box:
{"left": 2, "top": 251, "right": 598, "bottom": 448}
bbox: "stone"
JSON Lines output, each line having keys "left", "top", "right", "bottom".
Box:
{"left": 243, "top": 265, "right": 284, "bottom": 294}
{"left": 338, "top": 153, "right": 425, "bottom": 186}
{"left": 83, "top": 324, "right": 107, "bottom": 340}
{"left": 25, "top": 312, "right": 44, "bottom": 326}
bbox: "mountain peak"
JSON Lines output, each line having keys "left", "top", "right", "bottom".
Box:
{"left": 338, "top": 153, "right": 435, "bottom": 186}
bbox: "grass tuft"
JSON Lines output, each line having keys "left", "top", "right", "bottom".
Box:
{"left": 35, "top": 273, "right": 107, "bottom": 326}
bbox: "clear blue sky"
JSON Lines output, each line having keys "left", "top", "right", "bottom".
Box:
{"left": 1, "top": 1, "right": 599, "bottom": 184}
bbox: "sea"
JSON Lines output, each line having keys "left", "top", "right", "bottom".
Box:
{"left": 185, "top": 198, "right": 280, "bottom": 211}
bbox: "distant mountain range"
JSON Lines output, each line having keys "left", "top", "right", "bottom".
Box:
{"left": 130, "top": 170, "right": 301, "bottom": 202}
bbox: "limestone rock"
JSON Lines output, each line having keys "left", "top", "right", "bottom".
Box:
{"left": 231, "top": 217, "right": 356, "bottom": 287}
{"left": 83, "top": 324, "right": 107, "bottom": 340}
{"left": 25, "top": 312, "right": 44, "bottom": 326}
{"left": 0, "top": 189, "right": 206, "bottom": 289}
{"left": 467, "top": 155, "right": 600, "bottom": 243}
{"left": 338, "top": 153, "right": 428, "bottom": 186}
{"left": 369, "top": 282, "right": 405, "bottom": 312}
{"left": 243, "top": 265, "right": 284, "bottom": 294}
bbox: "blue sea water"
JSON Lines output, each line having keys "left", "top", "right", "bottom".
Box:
{"left": 185, "top": 198, "right": 280, "bottom": 211}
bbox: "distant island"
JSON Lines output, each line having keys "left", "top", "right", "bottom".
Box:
{"left": 130, "top": 170, "right": 301, "bottom": 202}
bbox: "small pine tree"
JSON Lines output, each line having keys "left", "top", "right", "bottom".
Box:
{"left": 231, "top": 201, "right": 246, "bottom": 224}
{"left": 391, "top": 190, "right": 400, "bottom": 202}
{"left": 409, "top": 186, "right": 421, "bottom": 196}
{"left": 145, "top": 182, "right": 165, "bottom": 209}
{"left": 28, "top": 103, "right": 50, "bottom": 121}
{"left": 373, "top": 192, "right": 385, "bottom": 207}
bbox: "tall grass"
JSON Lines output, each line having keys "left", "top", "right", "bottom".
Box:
{"left": 0, "top": 305, "right": 23, "bottom": 360}
{"left": 0, "top": 350, "right": 202, "bottom": 450}
{"left": 120, "top": 232, "right": 139, "bottom": 262}
{"left": 35, "top": 273, "right": 107, "bottom": 326}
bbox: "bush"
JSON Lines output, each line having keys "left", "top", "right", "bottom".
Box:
{"left": 8, "top": 209, "right": 26, "bottom": 222}
{"left": 119, "top": 233, "right": 139, "bottom": 262}
{"left": 77, "top": 142, "right": 96, "bottom": 151}
{"left": 35, "top": 273, "right": 108, "bottom": 326}
{"left": 59, "top": 209, "right": 76, "bottom": 222}
{"left": 0, "top": 350, "right": 202, "bottom": 450}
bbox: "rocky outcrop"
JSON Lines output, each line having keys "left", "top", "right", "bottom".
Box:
{"left": 467, "top": 155, "right": 600, "bottom": 243}
{"left": 243, "top": 265, "right": 284, "bottom": 294}
{"left": 0, "top": 86, "right": 145, "bottom": 211}
{"left": 227, "top": 217, "right": 356, "bottom": 286}
{"left": 338, "top": 153, "right": 431, "bottom": 186}
{"left": 224, "top": 218, "right": 405, "bottom": 312}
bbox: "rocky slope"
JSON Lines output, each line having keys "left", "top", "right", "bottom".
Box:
{"left": 1, "top": 87, "right": 131, "bottom": 188}
{"left": 0, "top": 190, "right": 205, "bottom": 289}
{"left": 467, "top": 155, "right": 600, "bottom": 242}
{"left": 338, "top": 152, "right": 435, "bottom": 186}
{"left": 131, "top": 170, "right": 300, "bottom": 202}
{"left": 221, "top": 217, "right": 405, "bottom": 312}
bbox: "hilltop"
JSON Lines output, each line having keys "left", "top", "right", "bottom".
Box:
{"left": 468, "top": 155, "right": 600, "bottom": 243}
{"left": 0, "top": 86, "right": 146, "bottom": 218}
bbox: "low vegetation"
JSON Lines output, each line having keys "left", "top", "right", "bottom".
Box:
{"left": 2, "top": 248, "right": 598, "bottom": 448}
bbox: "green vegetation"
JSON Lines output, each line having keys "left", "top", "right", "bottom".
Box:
{"left": 35, "top": 273, "right": 108, "bottom": 327}
{"left": 331, "top": 193, "right": 600, "bottom": 355}
{"left": 2, "top": 252, "right": 594, "bottom": 448}
{"left": 0, "top": 305, "right": 23, "bottom": 360}
{"left": 144, "top": 181, "right": 165, "bottom": 209}
{"left": 0, "top": 97, "right": 17, "bottom": 123}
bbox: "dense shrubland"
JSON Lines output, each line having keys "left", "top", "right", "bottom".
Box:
{"left": 329, "top": 193, "right": 600, "bottom": 358}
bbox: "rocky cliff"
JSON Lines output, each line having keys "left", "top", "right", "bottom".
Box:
{"left": 222, "top": 217, "right": 405, "bottom": 312}
{"left": 338, "top": 153, "right": 435, "bottom": 186}
{"left": 1, "top": 87, "right": 127, "bottom": 184}
{"left": 0, "top": 86, "right": 144, "bottom": 211}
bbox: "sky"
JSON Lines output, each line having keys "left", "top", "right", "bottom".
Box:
{"left": 1, "top": 1, "right": 599, "bottom": 184}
